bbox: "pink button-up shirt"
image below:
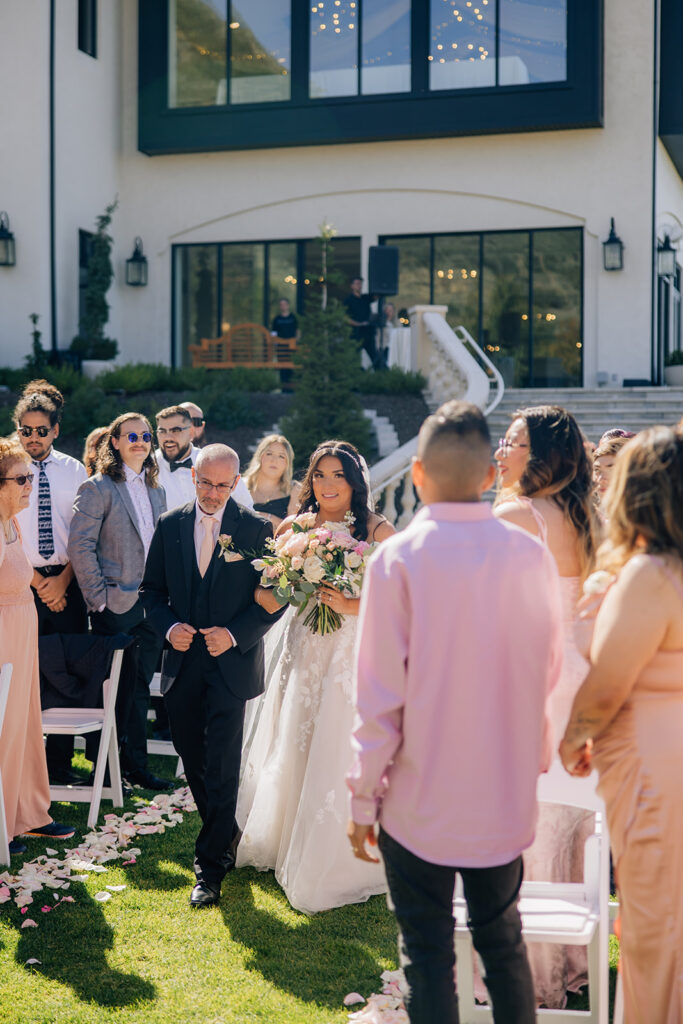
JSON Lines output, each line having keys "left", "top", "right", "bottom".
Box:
{"left": 347, "top": 502, "right": 563, "bottom": 868}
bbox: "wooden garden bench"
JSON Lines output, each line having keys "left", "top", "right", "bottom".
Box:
{"left": 188, "top": 322, "right": 296, "bottom": 370}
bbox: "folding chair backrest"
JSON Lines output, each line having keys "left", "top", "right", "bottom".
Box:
{"left": 101, "top": 649, "right": 123, "bottom": 731}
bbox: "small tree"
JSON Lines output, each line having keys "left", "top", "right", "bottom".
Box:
{"left": 281, "top": 223, "right": 372, "bottom": 471}
{"left": 25, "top": 313, "right": 47, "bottom": 373}
{"left": 71, "top": 198, "right": 119, "bottom": 360}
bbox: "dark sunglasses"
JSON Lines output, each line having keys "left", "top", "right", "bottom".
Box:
{"left": 0, "top": 473, "right": 34, "bottom": 486}
{"left": 123, "top": 432, "right": 152, "bottom": 444}
{"left": 190, "top": 417, "right": 204, "bottom": 427}
{"left": 19, "top": 425, "right": 51, "bottom": 438}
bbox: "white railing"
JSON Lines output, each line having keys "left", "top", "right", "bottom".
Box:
{"left": 370, "top": 306, "right": 504, "bottom": 526}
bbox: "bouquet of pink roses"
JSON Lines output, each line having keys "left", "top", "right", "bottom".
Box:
{"left": 252, "top": 511, "right": 374, "bottom": 635}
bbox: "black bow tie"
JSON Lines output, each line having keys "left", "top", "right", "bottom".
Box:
{"left": 169, "top": 457, "right": 193, "bottom": 473}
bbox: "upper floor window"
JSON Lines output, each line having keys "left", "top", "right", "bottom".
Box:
{"left": 78, "top": 0, "right": 97, "bottom": 59}
{"left": 168, "top": 0, "right": 567, "bottom": 109}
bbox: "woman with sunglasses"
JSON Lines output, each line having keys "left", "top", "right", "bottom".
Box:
{"left": 491, "top": 406, "right": 599, "bottom": 1009}
{"left": 68, "top": 413, "right": 171, "bottom": 792}
{"left": 0, "top": 435, "right": 74, "bottom": 853}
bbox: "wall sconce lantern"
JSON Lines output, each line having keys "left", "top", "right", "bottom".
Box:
{"left": 602, "top": 218, "right": 624, "bottom": 271}
{"left": 0, "top": 212, "right": 16, "bottom": 267}
{"left": 657, "top": 235, "right": 677, "bottom": 278}
{"left": 125, "top": 237, "right": 148, "bottom": 286}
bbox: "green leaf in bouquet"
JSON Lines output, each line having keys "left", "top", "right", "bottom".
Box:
{"left": 279, "top": 574, "right": 289, "bottom": 589}
{"left": 299, "top": 581, "right": 315, "bottom": 594}
{"left": 275, "top": 588, "right": 291, "bottom": 605}
{"left": 291, "top": 521, "right": 304, "bottom": 533}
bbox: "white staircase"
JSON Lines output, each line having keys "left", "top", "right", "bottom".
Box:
{"left": 487, "top": 386, "right": 683, "bottom": 445}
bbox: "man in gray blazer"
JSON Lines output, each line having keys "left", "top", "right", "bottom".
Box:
{"left": 69, "top": 412, "right": 170, "bottom": 790}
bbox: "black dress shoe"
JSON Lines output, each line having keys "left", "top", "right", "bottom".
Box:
{"left": 123, "top": 769, "right": 174, "bottom": 791}
{"left": 189, "top": 881, "right": 220, "bottom": 908}
{"left": 87, "top": 770, "right": 133, "bottom": 798}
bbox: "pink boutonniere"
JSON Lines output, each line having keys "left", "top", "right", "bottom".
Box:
{"left": 217, "top": 534, "right": 244, "bottom": 563}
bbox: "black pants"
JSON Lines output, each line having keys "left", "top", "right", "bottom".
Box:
{"left": 90, "top": 601, "right": 162, "bottom": 774}
{"left": 164, "top": 644, "right": 244, "bottom": 887}
{"left": 33, "top": 569, "right": 88, "bottom": 775}
{"left": 378, "top": 829, "right": 535, "bottom": 1024}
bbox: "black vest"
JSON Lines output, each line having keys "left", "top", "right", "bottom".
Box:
{"left": 188, "top": 555, "right": 213, "bottom": 629}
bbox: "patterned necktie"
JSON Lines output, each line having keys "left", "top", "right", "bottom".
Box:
{"left": 36, "top": 461, "right": 54, "bottom": 559}
{"left": 198, "top": 517, "right": 216, "bottom": 577}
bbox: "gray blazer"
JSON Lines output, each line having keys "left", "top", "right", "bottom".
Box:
{"left": 68, "top": 472, "right": 167, "bottom": 614}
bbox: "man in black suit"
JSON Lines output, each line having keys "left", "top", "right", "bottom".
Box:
{"left": 140, "top": 444, "right": 283, "bottom": 907}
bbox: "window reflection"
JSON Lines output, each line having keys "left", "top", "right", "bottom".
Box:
{"left": 532, "top": 229, "right": 581, "bottom": 386}
{"left": 303, "top": 237, "right": 362, "bottom": 308}
{"left": 382, "top": 237, "right": 431, "bottom": 317}
{"left": 229, "top": 1, "right": 291, "bottom": 104}
{"left": 429, "top": 0, "right": 495, "bottom": 90}
{"left": 362, "top": 0, "right": 412, "bottom": 95}
{"left": 221, "top": 244, "right": 265, "bottom": 331}
{"left": 500, "top": 0, "right": 567, "bottom": 85}
{"left": 169, "top": 0, "right": 227, "bottom": 108}
{"left": 433, "top": 235, "right": 480, "bottom": 338}
{"left": 310, "top": 0, "right": 359, "bottom": 98}
{"left": 175, "top": 246, "right": 219, "bottom": 366}
{"left": 483, "top": 234, "right": 530, "bottom": 387}
{"left": 268, "top": 243, "right": 298, "bottom": 322}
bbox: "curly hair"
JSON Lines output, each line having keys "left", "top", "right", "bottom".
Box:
{"left": 507, "top": 405, "right": 598, "bottom": 577}
{"left": 243, "top": 434, "right": 295, "bottom": 497}
{"left": 297, "top": 441, "right": 371, "bottom": 540}
{"left": 83, "top": 426, "right": 109, "bottom": 477}
{"left": 14, "top": 379, "right": 65, "bottom": 428}
{"left": 599, "top": 426, "right": 683, "bottom": 573}
{"left": 97, "top": 413, "right": 159, "bottom": 486}
{"left": 0, "top": 436, "right": 30, "bottom": 484}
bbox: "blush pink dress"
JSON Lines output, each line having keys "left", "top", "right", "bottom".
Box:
{"left": 0, "top": 521, "right": 52, "bottom": 838}
{"left": 475, "top": 498, "right": 592, "bottom": 1008}
{"left": 591, "top": 555, "right": 683, "bottom": 1022}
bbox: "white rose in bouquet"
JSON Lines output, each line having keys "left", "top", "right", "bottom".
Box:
{"left": 302, "top": 556, "right": 326, "bottom": 585}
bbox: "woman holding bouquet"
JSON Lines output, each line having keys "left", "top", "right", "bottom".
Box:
{"left": 236, "top": 441, "right": 393, "bottom": 913}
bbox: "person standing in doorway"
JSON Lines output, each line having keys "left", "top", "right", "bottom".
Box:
{"left": 344, "top": 276, "right": 379, "bottom": 369}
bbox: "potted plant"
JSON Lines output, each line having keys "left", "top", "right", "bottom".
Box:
{"left": 664, "top": 349, "right": 683, "bottom": 386}
{"left": 71, "top": 199, "right": 119, "bottom": 379}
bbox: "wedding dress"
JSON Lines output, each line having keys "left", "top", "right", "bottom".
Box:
{"left": 236, "top": 605, "right": 387, "bottom": 914}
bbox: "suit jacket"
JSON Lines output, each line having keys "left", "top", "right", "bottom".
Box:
{"left": 139, "top": 498, "right": 284, "bottom": 700}
{"left": 68, "top": 472, "right": 167, "bottom": 614}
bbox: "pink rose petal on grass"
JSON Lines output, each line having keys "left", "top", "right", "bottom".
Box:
{"left": 21, "top": 919, "right": 37, "bottom": 928}
{"left": 60, "top": 896, "right": 75, "bottom": 903}
{"left": 344, "top": 993, "right": 366, "bottom": 1006}
{"left": 20, "top": 907, "right": 28, "bottom": 915}
{"left": 122, "top": 858, "right": 136, "bottom": 866}
{"left": 40, "top": 906, "right": 52, "bottom": 913}
{"left": 0, "top": 885, "right": 11, "bottom": 903}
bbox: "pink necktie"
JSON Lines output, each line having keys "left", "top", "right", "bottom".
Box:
{"left": 199, "top": 517, "right": 216, "bottom": 577}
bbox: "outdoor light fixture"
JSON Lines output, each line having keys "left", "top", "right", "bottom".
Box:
{"left": 0, "top": 212, "right": 16, "bottom": 267}
{"left": 602, "top": 218, "right": 624, "bottom": 271}
{"left": 657, "top": 235, "right": 677, "bottom": 278}
{"left": 125, "top": 236, "right": 148, "bottom": 286}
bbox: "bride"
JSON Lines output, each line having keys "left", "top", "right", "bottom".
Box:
{"left": 236, "top": 441, "right": 394, "bottom": 913}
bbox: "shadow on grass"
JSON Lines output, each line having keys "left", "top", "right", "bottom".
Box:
{"left": 13, "top": 885, "right": 156, "bottom": 1008}
{"left": 219, "top": 868, "right": 397, "bottom": 1010}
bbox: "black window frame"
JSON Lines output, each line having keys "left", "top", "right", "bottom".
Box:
{"left": 171, "top": 234, "right": 362, "bottom": 367}
{"left": 379, "top": 225, "right": 584, "bottom": 388}
{"left": 78, "top": 0, "right": 97, "bottom": 59}
{"left": 139, "top": 0, "right": 602, "bottom": 155}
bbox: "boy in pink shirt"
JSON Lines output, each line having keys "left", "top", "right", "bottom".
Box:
{"left": 347, "top": 400, "right": 562, "bottom": 1023}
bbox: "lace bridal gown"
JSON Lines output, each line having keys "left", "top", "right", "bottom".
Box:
{"left": 236, "top": 605, "right": 387, "bottom": 914}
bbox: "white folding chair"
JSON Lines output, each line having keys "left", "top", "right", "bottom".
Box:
{"left": 0, "top": 663, "right": 14, "bottom": 865}
{"left": 42, "top": 648, "right": 124, "bottom": 829}
{"left": 147, "top": 672, "right": 183, "bottom": 777}
{"left": 454, "top": 759, "right": 611, "bottom": 1023}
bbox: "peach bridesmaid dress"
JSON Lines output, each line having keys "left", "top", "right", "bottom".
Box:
{"left": 592, "top": 555, "right": 683, "bottom": 1022}
{"left": 0, "top": 522, "right": 52, "bottom": 838}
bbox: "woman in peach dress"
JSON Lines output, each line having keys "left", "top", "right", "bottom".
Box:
{"left": 493, "top": 406, "right": 599, "bottom": 1007}
{"left": 0, "top": 437, "right": 73, "bottom": 854}
{"left": 562, "top": 425, "right": 683, "bottom": 1022}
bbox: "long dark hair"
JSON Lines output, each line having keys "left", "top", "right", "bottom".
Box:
{"left": 97, "top": 412, "right": 159, "bottom": 486}
{"left": 297, "top": 441, "right": 371, "bottom": 540}
{"left": 514, "top": 405, "right": 597, "bottom": 576}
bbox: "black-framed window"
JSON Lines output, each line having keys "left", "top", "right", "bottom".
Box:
{"left": 381, "top": 226, "right": 583, "bottom": 387}
{"left": 139, "top": 0, "right": 602, "bottom": 154}
{"left": 78, "top": 0, "right": 97, "bottom": 58}
{"left": 172, "top": 235, "right": 361, "bottom": 367}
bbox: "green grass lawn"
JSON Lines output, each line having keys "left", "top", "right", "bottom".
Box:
{"left": 0, "top": 761, "right": 398, "bottom": 1024}
{"left": 0, "top": 756, "right": 619, "bottom": 1023}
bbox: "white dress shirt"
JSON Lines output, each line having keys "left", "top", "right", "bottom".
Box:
{"left": 155, "top": 445, "right": 254, "bottom": 511}
{"left": 123, "top": 463, "right": 155, "bottom": 557}
{"left": 16, "top": 447, "right": 87, "bottom": 567}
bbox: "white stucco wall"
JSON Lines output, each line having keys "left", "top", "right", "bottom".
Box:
{"left": 1, "top": 0, "right": 681, "bottom": 386}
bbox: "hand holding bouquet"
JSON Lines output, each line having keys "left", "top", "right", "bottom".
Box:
{"left": 252, "top": 511, "right": 374, "bottom": 635}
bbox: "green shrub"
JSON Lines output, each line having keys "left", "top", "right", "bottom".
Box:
{"left": 665, "top": 349, "right": 683, "bottom": 367}
{"left": 201, "top": 386, "right": 263, "bottom": 431}
{"left": 97, "top": 363, "right": 184, "bottom": 393}
{"left": 354, "top": 367, "right": 427, "bottom": 395}
{"left": 60, "top": 385, "right": 121, "bottom": 444}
